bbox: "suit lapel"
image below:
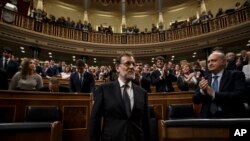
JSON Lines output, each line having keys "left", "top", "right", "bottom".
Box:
{"left": 208, "top": 74, "right": 212, "bottom": 86}
{"left": 132, "top": 83, "right": 139, "bottom": 114}
{"left": 219, "top": 70, "right": 228, "bottom": 91}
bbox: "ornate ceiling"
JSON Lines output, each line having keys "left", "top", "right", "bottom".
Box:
{"left": 55, "top": 0, "right": 199, "bottom": 13}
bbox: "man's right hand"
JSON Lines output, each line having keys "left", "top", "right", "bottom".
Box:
{"left": 199, "top": 77, "right": 208, "bottom": 90}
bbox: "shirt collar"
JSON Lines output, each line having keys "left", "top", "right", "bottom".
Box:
{"left": 118, "top": 78, "right": 132, "bottom": 88}
{"left": 157, "top": 68, "right": 162, "bottom": 71}
{"left": 212, "top": 69, "right": 224, "bottom": 78}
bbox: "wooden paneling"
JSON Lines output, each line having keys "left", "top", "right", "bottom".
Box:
{"left": 148, "top": 91, "right": 194, "bottom": 120}
{"left": 0, "top": 90, "right": 92, "bottom": 141}
{"left": 0, "top": 90, "right": 195, "bottom": 141}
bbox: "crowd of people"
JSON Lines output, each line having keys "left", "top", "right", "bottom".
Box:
{"left": 170, "top": 1, "right": 250, "bottom": 30}
{"left": 1, "top": 47, "right": 249, "bottom": 94}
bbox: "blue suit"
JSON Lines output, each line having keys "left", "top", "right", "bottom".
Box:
{"left": 193, "top": 70, "right": 248, "bottom": 118}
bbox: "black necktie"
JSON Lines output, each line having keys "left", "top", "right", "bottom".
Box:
{"left": 210, "top": 75, "right": 219, "bottom": 115}
{"left": 80, "top": 74, "right": 84, "bottom": 87}
{"left": 123, "top": 84, "right": 131, "bottom": 117}
{"left": 4, "top": 59, "right": 8, "bottom": 70}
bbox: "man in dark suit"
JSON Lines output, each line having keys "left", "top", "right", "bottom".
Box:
{"left": 141, "top": 64, "right": 152, "bottom": 93}
{"left": 193, "top": 51, "right": 248, "bottom": 118}
{"left": 151, "top": 56, "right": 177, "bottom": 92}
{"left": 0, "top": 68, "right": 8, "bottom": 90}
{"left": 90, "top": 53, "right": 151, "bottom": 141}
{"left": 34, "top": 58, "right": 46, "bottom": 77}
{"left": 69, "top": 59, "right": 95, "bottom": 93}
{"left": 0, "top": 47, "right": 19, "bottom": 79}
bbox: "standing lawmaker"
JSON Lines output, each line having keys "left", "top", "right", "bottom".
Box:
{"left": 90, "top": 53, "right": 151, "bottom": 141}
{"left": 193, "top": 51, "right": 248, "bottom": 118}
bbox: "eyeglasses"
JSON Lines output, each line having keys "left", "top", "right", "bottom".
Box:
{"left": 120, "top": 61, "right": 135, "bottom": 67}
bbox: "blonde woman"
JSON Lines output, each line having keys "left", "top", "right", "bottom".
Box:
{"left": 177, "top": 63, "right": 198, "bottom": 91}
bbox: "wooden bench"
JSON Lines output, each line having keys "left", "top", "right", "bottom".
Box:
{"left": 158, "top": 118, "right": 250, "bottom": 141}
{"left": 0, "top": 90, "right": 92, "bottom": 141}
{"left": 0, "top": 122, "right": 62, "bottom": 141}
{"left": 42, "top": 77, "right": 106, "bottom": 89}
{"left": 0, "top": 90, "right": 195, "bottom": 141}
{"left": 148, "top": 91, "right": 195, "bottom": 120}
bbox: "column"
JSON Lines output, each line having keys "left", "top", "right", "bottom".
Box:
{"left": 158, "top": 0, "right": 164, "bottom": 31}
{"left": 83, "top": 0, "right": 89, "bottom": 22}
{"left": 36, "top": 0, "right": 43, "bottom": 10}
{"left": 200, "top": 0, "right": 207, "bottom": 13}
{"left": 121, "top": 0, "right": 126, "bottom": 29}
{"left": 30, "top": 46, "right": 41, "bottom": 59}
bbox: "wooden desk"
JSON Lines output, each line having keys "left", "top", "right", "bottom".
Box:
{"left": 42, "top": 78, "right": 106, "bottom": 88}
{"left": 0, "top": 90, "right": 92, "bottom": 141}
{"left": 0, "top": 90, "right": 195, "bottom": 141}
{"left": 159, "top": 118, "right": 250, "bottom": 141}
{"left": 148, "top": 91, "right": 194, "bottom": 120}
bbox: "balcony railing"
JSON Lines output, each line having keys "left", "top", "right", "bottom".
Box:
{"left": 1, "top": 7, "right": 249, "bottom": 44}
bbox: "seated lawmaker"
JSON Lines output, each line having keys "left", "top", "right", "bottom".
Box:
{"left": 193, "top": 51, "right": 248, "bottom": 118}
{"left": 39, "top": 77, "right": 69, "bottom": 92}
{"left": 9, "top": 58, "right": 43, "bottom": 91}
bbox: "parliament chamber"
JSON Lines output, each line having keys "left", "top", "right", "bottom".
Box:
{"left": 1, "top": 0, "right": 250, "bottom": 141}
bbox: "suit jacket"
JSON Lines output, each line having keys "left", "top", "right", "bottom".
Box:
{"left": 141, "top": 72, "right": 151, "bottom": 92}
{"left": 0, "top": 69, "right": 8, "bottom": 90}
{"left": 151, "top": 69, "right": 177, "bottom": 92}
{"left": 36, "top": 65, "right": 46, "bottom": 77}
{"left": 45, "top": 66, "right": 59, "bottom": 77}
{"left": 90, "top": 81, "right": 151, "bottom": 141}
{"left": 69, "top": 71, "right": 95, "bottom": 93}
{"left": 0, "top": 57, "right": 19, "bottom": 79}
{"left": 193, "top": 70, "right": 248, "bottom": 118}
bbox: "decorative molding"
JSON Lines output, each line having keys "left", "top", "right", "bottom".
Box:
{"left": 0, "top": 20, "right": 249, "bottom": 57}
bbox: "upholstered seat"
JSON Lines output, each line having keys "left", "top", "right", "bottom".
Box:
{"left": 168, "top": 104, "right": 195, "bottom": 119}
{"left": 0, "top": 106, "right": 63, "bottom": 141}
{"left": 25, "top": 106, "right": 61, "bottom": 122}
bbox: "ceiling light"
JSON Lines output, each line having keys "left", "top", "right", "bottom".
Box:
{"left": 193, "top": 52, "right": 197, "bottom": 55}
{"left": 72, "top": 56, "right": 75, "bottom": 58}
{"left": 49, "top": 55, "right": 53, "bottom": 58}
{"left": 247, "top": 44, "right": 250, "bottom": 46}
{"left": 93, "top": 58, "right": 96, "bottom": 60}
{"left": 73, "top": 59, "right": 76, "bottom": 61}
{"left": 94, "top": 60, "right": 96, "bottom": 63}
{"left": 248, "top": 40, "right": 250, "bottom": 43}
{"left": 151, "top": 58, "right": 154, "bottom": 60}
{"left": 192, "top": 55, "right": 196, "bottom": 58}
{"left": 171, "top": 55, "right": 175, "bottom": 58}
{"left": 20, "top": 46, "right": 24, "bottom": 50}
{"left": 48, "top": 52, "right": 52, "bottom": 55}
{"left": 21, "top": 50, "right": 25, "bottom": 53}
{"left": 113, "top": 59, "right": 116, "bottom": 61}
{"left": 171, "top": 58, "right": 174, "bottom": 61}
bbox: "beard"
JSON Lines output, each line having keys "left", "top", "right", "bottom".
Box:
{"left": 125, "top": 72, "right": 135, "bottom": 80}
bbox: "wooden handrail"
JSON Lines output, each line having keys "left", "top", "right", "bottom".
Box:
{"left": 1, "top": 7, "right": 249, "bottom": 45}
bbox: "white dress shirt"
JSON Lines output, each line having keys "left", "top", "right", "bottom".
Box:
{"left": 118, "top": 78, "right": 134, "bottom": 110}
